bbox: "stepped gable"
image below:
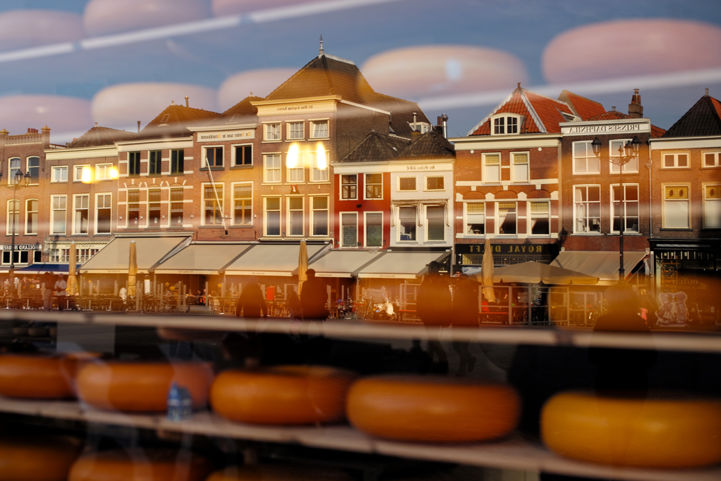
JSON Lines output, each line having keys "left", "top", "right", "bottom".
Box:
{"left": 400, "top": 128, "right": 455, "bottom": 159}
{"left": 222, "top": 95, "right": 262, "bottom": 122}
{"left": 68, "top": 125, "right": 137, "bottom": 147}
{"left": 138, "top": 103, "right": 221, "bottom": 139}
{"left": 558, "top": 90, "right": 606, "bottom": 120}
{"left": 588, "top": 108, "right": 667, "bottom": 137}
{"left": 341, "top": 131, "right": 411, "bottom": 162}
{"left": 663, "top": 93, "right": 721, "bottom": 137}
{"left": 469, "top": 84, "right": 576, "bottom": 136}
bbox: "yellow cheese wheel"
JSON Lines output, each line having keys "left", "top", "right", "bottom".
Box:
{"left": 76, "top": 361, "right": 213, "bottom": 412}
{"left": 210, "top": 365, "right": 355, "bottom": 425}
{"left": 0, "top": 354, "right": 75, "bottom": 399}
{"left": 0, "top": 435, "right": 82, "bottom": 481}
{"left": 68, "top": 449, "right": 211, "bottom": 481}
{"left": 205, "top": 465, "right": 353, "bottom": 481}
{"left": 346, "top": 375, "right": 520, "bottom": 442}
{"left": 541, "top": 390, "right": 721, "bottom": 468}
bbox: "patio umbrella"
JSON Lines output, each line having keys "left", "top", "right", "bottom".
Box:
{"left": 493, "top": 261, "right": 598, "bottom": 285}
{"left": 128, "top": 240, "right": 137, "bottom": 298}
{"left": 297, "top": 239, "right": 308, "bottom": 295}
{"left": 481, "top": 237, "right": 496, "bottom": 302}
{"left": 66, "top": 243, "right": 79, "bottom": 296}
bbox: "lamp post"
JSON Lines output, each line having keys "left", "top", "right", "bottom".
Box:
{"left": 592, "top": 135, "right": 641, "bottom": 281}
{"left": 1, "top": 169, "right": 31, "bottom": 274}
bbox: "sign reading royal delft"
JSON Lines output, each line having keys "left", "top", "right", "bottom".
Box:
{"left": 456, "top": 243, "right": 558, "bottom": 266}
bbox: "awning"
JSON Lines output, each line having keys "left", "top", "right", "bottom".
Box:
{"left": 153, "top": 243, "right": 253, "bottom": 275}
{"left": 16, "top": 263, "right": 81, "bottom": 274}
{"left": 80, "top": 236, "right": 190, "bottom": 274}
{"left": 491, "top": 261, "right": 598, "bottom": 285}
{"left": 357, "top": 250, "right": 449, "bottom": 279}
{"left": 224, "top": 243, "right": 327, "bottom": 277}
{"left": 308, "top": 249, "right": 385, "bottom": 278}
{"left": 551, "top": 250, "right": 647, "bottom": 283}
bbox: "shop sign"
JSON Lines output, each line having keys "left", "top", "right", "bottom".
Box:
{"left": 561, "top": 122, "right": 650, "bottom": 135}
{"left": 197, "top": 130, "right": 254, "bottom": 142}
{"left": 1, "top": 243, "right": 40, "bottom": 251}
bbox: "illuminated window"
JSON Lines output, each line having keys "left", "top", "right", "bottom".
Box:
{"left": 232, "top": 183, "right": 252, "bottom": 226}
{"left": 73, "top": 164, "right": 90, "bottom": 182}
{"left": 170, "top": 188, "right": 183, "bottom": 226}
{"left": 6, "top": 199, "right": 18, "bottom": 235}
{"left": 341, "top": 175, "right": 357, "bottom": 200}
{"left": 51, "top": 166, "right": 68, "bottom": 182}
{"left": 25, "top": 199, "right": 38, "bottom": 234}
{"left": 365, "top": 173, "right": 382, "bottom": 199}
{"left": 574, "top": 185, "right": 601, "bottom": 233}
{"left": 530, "top": 201, "right": 550, "bottom": 235}
{"left": 609, "top": 139, "right": 638, "bottom": 173}
{"left": 464, "top": 202, "right": 484, "bottom": 235}
{"left": 203, "top": 183, "right": 224, "bottom": 225}
{"left": 96, "top": 163, "right": 114, "bottom": 180}
{"left": 573, "top": 141, "right": 600, "bottom": 174}
{"left": 511, "top": 152, "right": 529, "bottom": 182}
{"left": 148, "top": 188, "right": 161, "bottom": 225}
{"left": 483, "top": 153, "right": 501, "bottom": 182}
{"left": 662, "top": 185, "right": 689, "bottom": 229}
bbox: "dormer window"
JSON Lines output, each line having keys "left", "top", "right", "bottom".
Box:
{"left": 492, "top": 114, "right": 521, "bottom": 135}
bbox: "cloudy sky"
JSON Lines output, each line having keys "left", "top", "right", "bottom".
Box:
{"left": 1, "top": 0, "right": 720, "bottom": 142}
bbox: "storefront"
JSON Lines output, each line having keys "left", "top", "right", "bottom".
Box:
{"left": 455, "top": 242, "right": 558, "bottom": 273}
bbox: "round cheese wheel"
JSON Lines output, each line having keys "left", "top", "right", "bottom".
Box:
{"left": 541, "top": 390, "right": 721, "bottom": 468}
{"left": 75, "top": 361, "right": 213, "bottom": 412}
{"left": 205, "top": 465, "right": 352, "bottom": 481}
{"left": 0, "top": 435, "right": 81, "bottom": 481}
{"left": 0, "top": 354, "right": 75, "bottom": 399}
{"left": 346, "top": 376, "right": 520, "bottom": 442}
{"left": 210, "top": 365, "right": 355, "bottom": 425}
{"left": 68, "top": 449, "right": 210, "bottom": 481}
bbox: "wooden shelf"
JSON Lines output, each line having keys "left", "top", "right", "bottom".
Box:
{"left": 1, "top": 310, "right": 720, "bottom": 353}
{"left": 1, "top": 396, "right": 719, "bottom": 481}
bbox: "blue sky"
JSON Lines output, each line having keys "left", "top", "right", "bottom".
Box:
{"left": 1, "top": 0, "right": 720, "bottom": 140}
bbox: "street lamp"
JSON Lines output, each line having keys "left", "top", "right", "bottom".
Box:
{"left": 592, "top": 135, "right": 641, "bottom": 280}
{"left": 1, "top": 169, "right": 31, "bottom": 274}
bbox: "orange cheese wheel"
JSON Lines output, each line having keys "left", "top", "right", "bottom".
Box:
{"left": 205, "top": 465, "right": 353, "bottom": 481}
{"left": 541, "top": 390, "right": 721, "bottom": 468}
{"left": 0, "top": 354, "right": 75, "bottom": 399}
{"left": 76, "top": 361, "right": 214, "bottom": 412}
{"left": 0, "top": 435, "right": 82, "bottom": 481}
{"left": 68, "top": 449, "right": 211, "bottom": 481}
{"left": 210, "top": 365, "right": 355, "bottom": 425}
{"left": 346, "top": 375, "right": 520, "bottom": 442}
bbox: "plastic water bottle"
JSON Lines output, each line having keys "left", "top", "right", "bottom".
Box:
{"left": 167, "top": 382, "right": 182, "bottom": 421}
{"left": 179, "top": 386, "right": 193, "bottom": 419}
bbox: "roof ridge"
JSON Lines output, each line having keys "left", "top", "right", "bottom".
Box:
{"left": 520, "top": 89, "right": 547, "bottom": 133}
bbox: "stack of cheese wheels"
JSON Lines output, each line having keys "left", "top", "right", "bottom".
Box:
{"left": 346, "top": 375, "right": 520, "bottom": 442}
{"left": 0, "top": 435, "right": 82, "bottom": 481}
{"left": 68, "top": 449, "right": 211, "bottom": 481}
{"left": 75, "top": 361, "right": 213, "bottom": 412}
{"left": 541, "top": 390, "right": 721, "bottom": 468}
{"left": 0, "top": 353, "right": 75, "bottom": 399}
{"left": 210, "top": 365, "right": 355, "bottom": 425}
{"left": 205, "top": 465, "right": 353, "bottom": 481}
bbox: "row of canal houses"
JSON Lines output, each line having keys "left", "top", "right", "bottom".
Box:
{"left": 1, "top": 48, "right": 720, "bottom": 322}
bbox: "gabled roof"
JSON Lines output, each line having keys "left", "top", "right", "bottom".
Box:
{"left": 587, "top": 108, "right": 667, "bottom": 137}
{"left": 468, "top": 84, "right": 577, "bottom": 136}
{"left": 342, "top": 131, "right": 410, "bottom": 162}
{"left": 558, "top": 90, "right": 606, "bottom": 120}
{"left": 139, "top": 103, "right": 221, "bottom": 139}
{"left": 399, "top": 128, "right": 455, "bottom": 159}
{"left": 67, "top": 125, "right": 137, "bottom": 148}
{"left": 663, "top": 93, "right": 721, "bottom": 137}
{"left": 222, "top": 95, "right": 262, "bottom": 122}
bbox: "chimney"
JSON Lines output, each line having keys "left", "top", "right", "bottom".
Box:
{"left": 628, "top": 88, "right": 643, "bottom": 118}
{"left": 437, "top": 114, "right": 448, "bottom": 138}
{"left": 137, "top": 120, "right": 141, "bottom": 133}
{"left": 185, "top": 96, "right": 189, "bottom": 107}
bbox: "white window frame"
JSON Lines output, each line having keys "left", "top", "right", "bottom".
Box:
{"left": 232, "top": 182, "right": 253, "bottom": 226}
{"left": 398, "top": 176, "right": 416, "bottom": 191}
{"left": 263, "top": 197, "right": 281, "bottom": 237}
{"left": 511, "top": 152, "right": 529, "bottom": 182}
{"left": 702, "top": 183, "right": 721, "bottom": 229}
{"left": 340, "top": 211, "right": 358, "bottom": 247}
{"left": 263, "top": 122, "right": 282, "bottom": 141}
{"left": 491, "top": 114, "right": 521, "bottom": 135}
{"left": 202, "top": 183, "right": 224, "bottom": 226}
{"left": 73, "top": 193, "right": 90, "bottom": 235}
{"left": 6, "top": 199, "right": 18, "bottom": 235}
{"left": 483, "top": 153, "right": 501, "bottom": 182}
{"left": 286, "top": 121, "right": 304, "bottom": 140}
{"left": 425, "top": 204, "right": 446, "bottom": 241}
{"left": 309, "top": 119, "right": 329, "bottom": 139}
{"left": 95, "top": 193, "right": 112, "bottom": 234}
{"left": 286, "top": 154, "right": 305, "bottom": 183}
{"left": 311, "top": 195, "right": 329, "bottom": 237}
{"left": 662, "top": 183, "right": 691, "bottom": 229}
{"left": 341, "top": 174, "right": 358, "bottom": 200}
{"left": 147, "top": 188, "right": 162, "bottom": 226}
{"left": 263, "top": 153, "right": 282, "bottom": 183}
{"left": 51, "top": 165, "right": 68, "bottom": 183}
{"left": 529, "top": 201, "right": 550, "bottom": 235}
{"left": 463, "top": 202, "right": 485, "bottom": 236}
{"left": 232, "top": 143, "right": 253, "bottom": 167}
{"left": 425, "top": 175, "right": 445, "bottom": 191}
{"left": 25, "top": 198, "right": 38, "bottom": 235}
{"left": 572, "top": 141, "right": 601, "bottom": 175}
{"left": 95, "top": 163, "right": 114, "bottom": 181}
{"left": 573, "top": 185, "right": 601, "bottom": 233}
{"left": 287, "top": 196, "right": 304, "bottom": 237}
{"left": 8, "top": 157, "right": 21, "bottom": 184}
{"left": 496, "top": 201, "right": 517, "bottom": 235}
{"left": 73, "top": 164, "right": 90, "bottom": 182}
{"left": 703, "top": 151, "right": 721, "bottom": 168}
{"left": 397, "top": 205, "right": 417, "bottom": 241}
{"left": 51, "top": 194, "right": 67, "bottom": 235}
{"left": 610, "top": 184, "right": 640, "bottom": 233}
{"left": 364, "top": 211, "right": 383, "bottom": 247}
{"left": 364, "top": 173, "right": 383, "bottom": 199}
{"left": 170, "top": 188, "right": 184, "bottom": 227}
{"left": 609, "top": 139, "right": 639, "bottom": 174}
{"left": 203, "top": 145, "right": 224, "bottom": 168}
{"left": 26, "top": 156, "right": 40, "bottom": 184}
{"left": 126, "top": 189, "right": 140, "bottom": 227}
{"left": 662, "top": 152, "right": 689, "bottom": 169}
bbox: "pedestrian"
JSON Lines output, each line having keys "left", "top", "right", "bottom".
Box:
{"left": 236, "top": 280, "right": 267, "bottom": 318}
{"left": 299, "top": 269, "right": 328, "bottom": 320}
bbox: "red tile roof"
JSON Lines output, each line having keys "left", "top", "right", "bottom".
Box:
{"left": 558, "top": 90, "right": 606, "bottom": 120}
{"left": 469, "top": 84, "right": 576, "bottom": 136}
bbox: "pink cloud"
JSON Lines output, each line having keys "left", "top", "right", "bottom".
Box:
{"left": 84, "top": 0, "right": 210, "bottom": 36}
{"left": 0, "top": 95, "right": 91, "bottom": 135}
{"left": 0, "top": 10, "right": 83, "bottom": 50}
{"left": 92, "top": 83, "right": 218, "bottom": 128}
{"left": 543, "top": 19, "right": 721, "bottom": 84}
{"left": 217, "top": 68, "right": 296, "bottom": 108}
{"left": 361, "top": 45, "right": 528, "bottom": 99}
{"left": 212, "top": 0, "right": 300, "bottom": 16}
